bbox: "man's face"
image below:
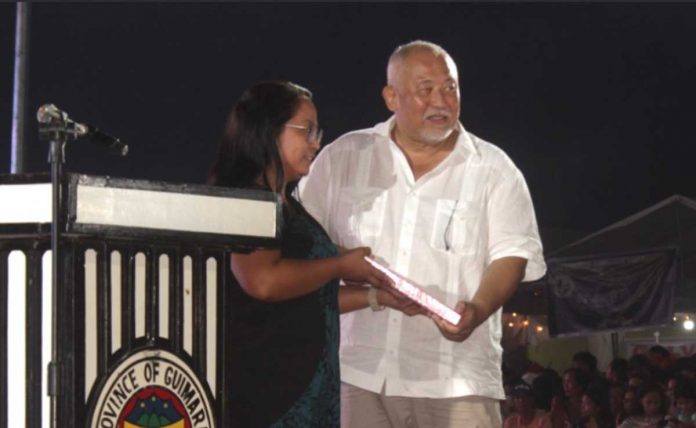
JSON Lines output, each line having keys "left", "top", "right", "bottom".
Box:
{"left": 384, "top": 50, "right": 460, "bottom": 146}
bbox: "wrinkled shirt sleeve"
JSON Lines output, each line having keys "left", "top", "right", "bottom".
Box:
{"left": 486, "top": 163, "right": 546, "bottom": 282}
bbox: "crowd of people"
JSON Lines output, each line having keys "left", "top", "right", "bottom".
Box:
{"left": 502, "top": 347, "right": 696, "bottom": 428}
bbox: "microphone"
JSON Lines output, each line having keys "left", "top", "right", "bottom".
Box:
{"left": 37, "top": 104, "right": 129, "bottom": 156}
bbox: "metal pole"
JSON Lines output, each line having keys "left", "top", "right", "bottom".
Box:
{"left": 39, "top": 116, "right": 76, "bottom": 428}
{"left": 48, "top": 139, "right": 64, "bottom": 428}
{"left": 11, "top": 2, "right": 30, "bottom": 174}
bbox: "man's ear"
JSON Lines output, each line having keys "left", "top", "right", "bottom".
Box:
{"left": 382, "top": 85, "right": 397, "bottom": 113}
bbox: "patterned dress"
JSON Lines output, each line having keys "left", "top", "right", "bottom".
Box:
{"left": 227, "top": 197, "right": 340, "bottom": 427}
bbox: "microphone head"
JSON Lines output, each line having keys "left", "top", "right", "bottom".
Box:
{"left": 36, "top": 104, "right": 65, "bottom": 124}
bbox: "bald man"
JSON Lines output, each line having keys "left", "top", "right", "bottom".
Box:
{"left": 299, "top": 41, "right": 546, "bottom": 427}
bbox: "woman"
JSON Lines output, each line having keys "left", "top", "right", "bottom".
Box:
{"left": 208, "top": 81, "right": 411, "bottom": 427}
{"left": 618, "top": 386, "right": 642, "bottom": 426}
{"left": 608, "top": 382, "right": 627, "bottom": 426}
{"left": 551, "top": 368, "right": 591, "bottom": 427}
{"left": 617, "top": 383, "right": 667, "bottom": 428}
{"left": 580, "top": 383, "right": 613, "bottom": 428}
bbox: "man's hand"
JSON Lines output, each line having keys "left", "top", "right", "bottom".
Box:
{"left": 429, "top": 256, "right": 527, "bottom": 342}
{"left": 429, "top": 301, "right": 482, "bottom": 342}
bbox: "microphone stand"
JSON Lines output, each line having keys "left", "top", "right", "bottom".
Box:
{"left": 37, "top": 106, "right": 126, "bottom": 427}
{"left": 38, "top": 120, "right": 77, "bottom": 428}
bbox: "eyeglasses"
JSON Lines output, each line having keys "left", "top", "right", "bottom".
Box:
{"left": 285, "top": 123, "right": 323, "bottom": 145}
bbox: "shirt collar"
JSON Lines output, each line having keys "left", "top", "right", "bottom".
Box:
{"left": 374, "top": 115, "right": 480, "bottom": 159}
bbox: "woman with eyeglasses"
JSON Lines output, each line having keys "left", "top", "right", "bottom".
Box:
{"left": 208, "top": 81, "right": 413, "bottom": 427}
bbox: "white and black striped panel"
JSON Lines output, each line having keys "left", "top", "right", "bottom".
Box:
{"left": 82, "top": 248, "right": 220, "bottom": 402}
{"left": 6, "top": 251, "right": 27, "bottom": 427}
{"left": 206, "top": 257, "right": 217, "bottom": 396}
{"left": 41, "top": 252, "right": 52, "bottom": 428}
{"left": 183, "top": 255, "right": 193, "bottom": 355}
{"left": 84, "top": 249, "right": 98, "bottom": 405}
{"left": 109, "top": 251, "right": 122, "bottom": 353}
{"left": 1, "top": 248, "right": 52, "bottom": 428}
{"left": 158, "top": 254, "right": 170, "bottom": 340}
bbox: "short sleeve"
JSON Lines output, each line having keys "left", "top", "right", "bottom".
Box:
{"left": 486, "top": 165, "right": 546, "bottom": 282}
{"left": 297, "top": 146, "right": 333, "bottom": 232}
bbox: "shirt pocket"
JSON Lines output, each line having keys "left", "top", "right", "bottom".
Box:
{"left": 429, "top": 198, "right": 480, "bottom": 255}
{"left": 335, "top": 187, "right": 387, "bottom": 248}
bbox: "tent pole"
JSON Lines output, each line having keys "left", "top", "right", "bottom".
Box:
{"left": 611, "top": 332, "right": 619, "bottom": 359}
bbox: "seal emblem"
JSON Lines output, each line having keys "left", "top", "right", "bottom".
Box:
{"left": 89, "top": 349, "right": 214, "bottom": 428}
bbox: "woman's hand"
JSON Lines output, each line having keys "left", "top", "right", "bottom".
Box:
{"left": 338, "top": 247, "right": 390, "bottom": 288}
{"left": 376, "top": 287, "right": 427, "bottom": 316}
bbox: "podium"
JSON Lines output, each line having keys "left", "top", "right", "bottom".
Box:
{"left": 0, "top": 173, "right": 281, "bottom": 427}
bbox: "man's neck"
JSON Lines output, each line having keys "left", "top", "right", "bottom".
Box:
{"left": 391, "top": 127, "right": 458, "bottom": 181}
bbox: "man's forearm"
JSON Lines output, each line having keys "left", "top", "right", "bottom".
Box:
{"left": 470, "top": 256, "right": 527, "bottom": 326}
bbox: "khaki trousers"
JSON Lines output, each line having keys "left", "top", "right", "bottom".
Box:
{"left": 341, "top": 382, "right": 502, "bottom": 428}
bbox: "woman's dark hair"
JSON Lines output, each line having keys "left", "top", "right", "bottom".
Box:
{"left": 636, "top": 382, "right": 668, "bottom": 415}
{"left": 208, "top": 81, "right": 312, "bottom": 195}
{"left": 608, "top": 357, "right": 629, "bottom": 385}
{"left": 583, "top": 382, "right": 613, "bottom": 428}
{"left": 533, "top": 368, "right": 563, "bottom": 411}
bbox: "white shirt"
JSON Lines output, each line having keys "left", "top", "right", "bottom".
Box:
{"left": 298, "top": 117, "right": 546, "bottom": 399}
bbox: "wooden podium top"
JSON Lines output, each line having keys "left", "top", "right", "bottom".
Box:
{"left": 0, "top": 173, "right": 281, "bottom": 249}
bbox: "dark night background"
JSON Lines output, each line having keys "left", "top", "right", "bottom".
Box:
{"left": 1, "top": 2, "right": 695, "bottom": 250}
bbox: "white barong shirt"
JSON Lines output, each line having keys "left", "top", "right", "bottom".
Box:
{"left": 299, "top": 117, "right": 546, "bottom": 399}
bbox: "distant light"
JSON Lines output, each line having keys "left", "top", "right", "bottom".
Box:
{"left": 684, "top": 320, "right": 695, "bottom": 331}
{"left": 673, "top": 316, "right": 678, "bottom": 322}
{"left": 535, "top": 325, "right": 544, "bottom": 333}
{"left": 512, "top": 312, "right": 517, "bottom": 317}
{"left": 522, "top": 320, "right": 530, "bottom": 327}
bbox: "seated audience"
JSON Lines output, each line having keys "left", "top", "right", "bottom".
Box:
{"left": 504, "top": 382, "right": 552, "bottom": 428}
{"left": 617, "top": 383, "right": 667, "bottom": 428}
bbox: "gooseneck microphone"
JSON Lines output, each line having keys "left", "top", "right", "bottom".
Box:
{"left": 37, "top": 104, "right": 129, "bottom": 156}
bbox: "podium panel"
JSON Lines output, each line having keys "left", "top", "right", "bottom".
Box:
{"left": 0, "top": 173, "right": 281, "bottom": 427}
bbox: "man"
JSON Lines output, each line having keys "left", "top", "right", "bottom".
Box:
{"left": 299, "top": 40, "right": 546, "bottom": 427}
{"left": 504, "top": 382, "right": 552, "bottom": 428}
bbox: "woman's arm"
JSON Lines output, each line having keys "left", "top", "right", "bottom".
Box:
{"left": 231, "top": 246, "right": 387, "bottom": 302}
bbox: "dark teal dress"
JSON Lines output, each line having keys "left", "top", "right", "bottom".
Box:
{"left": 227, "top": 197, "right": 340, "bottom": 427}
